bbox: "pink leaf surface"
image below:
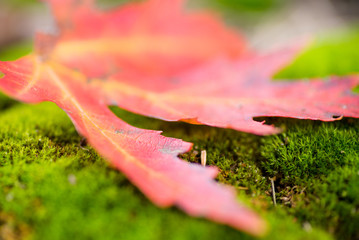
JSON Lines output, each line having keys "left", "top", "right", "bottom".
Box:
{"left": 101, "top": 45, "right": 358, "bottom": 135}
{"left": 0, "top": 0, "right": 358, "bottom": 236}
{"left": 0, "top": 0, "right": 268, "bottom": 235}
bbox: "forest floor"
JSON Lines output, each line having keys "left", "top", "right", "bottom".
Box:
{"left": 0, "top": 90, "right": 358, "bottom": 240}
{"left": 0, "top": 0, "right": 358, "bottom": 239}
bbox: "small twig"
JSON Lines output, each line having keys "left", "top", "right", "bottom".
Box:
{"left": 201, "top": 150, "right": 207, "bottom": 166}
{"left": 269, "top": 177, "right": 277, "bottom": 206}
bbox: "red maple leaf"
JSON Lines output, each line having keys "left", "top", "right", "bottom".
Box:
{"left": 0, "top": 0, "right": 358, "bottom": 235}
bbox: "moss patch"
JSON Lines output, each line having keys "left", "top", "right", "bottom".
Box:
{"left": 259, "top": 118, "right": 359, "bottom": 240}
{"left": 0, "top": 99, "right": 339, "bottom": 240}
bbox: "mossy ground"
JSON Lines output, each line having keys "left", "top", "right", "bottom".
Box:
{"left": 0, "top": 95, "right": 358, "bottom": 240}
{"left": 0, "top": 91, "right": 358, "bottom": 235}
{"left": 1, "top": 1, "right": 359, "bottom": 239}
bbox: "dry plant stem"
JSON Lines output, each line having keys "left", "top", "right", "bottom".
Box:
{"left": 201, "top": 150, "right": 207, "bottom": 166}
{"left": 270, "top": 177, "right": 277, "bottom": 206}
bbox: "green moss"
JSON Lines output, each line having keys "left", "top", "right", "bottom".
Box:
{"left": 260, "top": 119, "right": 359, "bottom": 184}
{"left": 0, "top": 100, "right": 335, "bottom": 240}
{"left": 260, "top": 118, "right": 359, "bottom": 240}
{"left": 0, "top": 102, "right": 243, "bottom": 240}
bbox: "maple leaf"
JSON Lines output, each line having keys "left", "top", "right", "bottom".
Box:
{"left": 0, "top": 0, "right": 265, "bottom": 236}
{"left": 41, "top": 0, "right": 359, "bottom": 135}
{"left": 0, "top": 0, "right": 358, "bottom": 236}
{"left": 108, "top": 46, "right": 358, "bottom": 135}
